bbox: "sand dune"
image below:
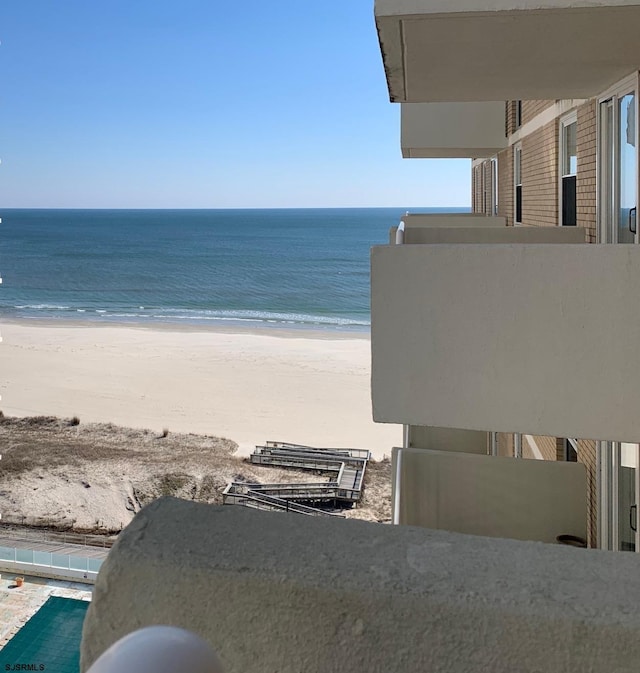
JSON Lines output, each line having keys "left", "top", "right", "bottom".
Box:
{"left": 0, "top": 416, "right": 392, "bottom": 532}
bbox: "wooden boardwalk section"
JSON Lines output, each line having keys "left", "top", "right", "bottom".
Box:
{"left": 223, "top": 442, "right": 371, "bottom": 516}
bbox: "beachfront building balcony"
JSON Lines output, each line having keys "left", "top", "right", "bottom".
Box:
{"left": 374, "top": 0, "right": 640, "bottom": 103}
{"left": 376, "top": 222, "right": 591, "bottom": 542}
{"left": 373, "top": 0, "right": 640, "bottom": 553}
{"left": 401, "top": 102, "right": 507, "bottom": 158}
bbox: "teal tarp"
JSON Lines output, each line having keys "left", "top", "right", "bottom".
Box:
{"left": 0, "top": 596, "right": 89, "bottom": 673}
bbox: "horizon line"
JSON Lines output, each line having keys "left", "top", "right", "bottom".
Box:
{"left": 0, "top": 205, "right": 472, "bottom": 211}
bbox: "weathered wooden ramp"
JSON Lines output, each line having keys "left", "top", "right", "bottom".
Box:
{"left": 222, "top": 442, "right": 370, "bottom": 516}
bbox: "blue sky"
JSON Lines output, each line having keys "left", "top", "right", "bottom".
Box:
{"left": 0, "top": 1, "right": 470, "bottom": 208}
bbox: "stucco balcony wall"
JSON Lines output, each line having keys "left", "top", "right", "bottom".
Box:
{"left": 401, "top": 102, "right": 507, "bottom": 158}
{"left": 407, "top": 425, "right": 489, "bottom": 453}
{"left": 82, "top": 498, "right": 640, "bottom": 673}
{"left": 392, "top": 447, "right": 587, "bottom": 541}
{"left": 392, "top": 214, "right": 508, "bottom": 242}
{"left": 390, "top": 224, "right": 586, "bottom": 244}
{"left": 371, "top": 243, "right": 640, "bottom": 442}
{"left": 375, "top": 0, "right": 640, "bottom": 101}
{"left": 402, "top": 213, "right": 506, "bottom": 227}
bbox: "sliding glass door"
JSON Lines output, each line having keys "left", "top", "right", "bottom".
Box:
{"left": 598, "top": 75, "right": 639, "bottom": 551}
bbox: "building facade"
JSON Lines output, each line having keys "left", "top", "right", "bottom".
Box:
{"left": 471, "top": 82, "right": 638, "bottom": 551}
{"left": 373, "top": 1, "right": 640, "bottom": 553}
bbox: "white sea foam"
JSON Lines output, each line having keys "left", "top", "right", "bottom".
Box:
{"left": 15, "top": 304, "right": 71, "bottom": 310}
{"left": 9, "top": 303, "right": 370, "bottom": 328}
{"left": 143, "top": 307, "right": 370, "bottom": 327}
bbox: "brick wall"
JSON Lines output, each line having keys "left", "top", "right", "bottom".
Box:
{"left": 522, "top": 100, "right": 555, "bottom": 125}
{"left": 497, "top": 149, "right": 513, "bottom": 225}
{"left": 522, "top": 438, "right": 535, "bottom": 460}
{"left": 506, "top": 100, "right": 555, "bottom": 135}
{"left": 521, "top": 120, "right": 559, "bottom": 227}
{"left": 496, "top": 432, "right": 512, "bottom": 457}
{"left": 577, "top": 439, "right": 598, "bottom": 547}
{"left": 506, "top": 101, "right": 517, "bottom": 136}
{"left": 502, "top": 101, "right": 594, "bottom": 232}
{"left": 576, "top": 100, "right": 597, "bottom": 242}
{"left": 529, "top": 435, "right": 557, "bottom": 461}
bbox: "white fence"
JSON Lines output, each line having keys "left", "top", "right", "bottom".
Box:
{"left": 0, "top": 544, "right": 104, "bottom": 583}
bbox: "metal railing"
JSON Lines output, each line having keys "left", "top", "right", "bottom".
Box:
{"left": 250, "top": 453, "right": 345, "bottom": 473}
{"left": 230, "top": 483, "right": 339, "bottom": 498}
{"left": 0, "top": 545, "right": 104, "bottom": 573}
{"left": 222, "top": 489, "right": 343, "bottom": 517}
{"left": 264, "top": 441, "right": 371, "bottom": 460}
{"left": 254, "top": 445, "right": 370, "bottom": 468}
{"left": 223, "top": 442, "right": 371, "bottom": 515}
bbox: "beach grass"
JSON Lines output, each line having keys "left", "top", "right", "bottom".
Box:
{"left": 0, "top": 415, "right": 392, "bottom": 533}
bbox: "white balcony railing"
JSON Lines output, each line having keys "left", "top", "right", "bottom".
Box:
{"left": 401, "top": 102, "right": 507, "bottom": 158}
{"left": 392, "top": 447, "right": 587, "bottom": 542}
{"left": 371, "top": 243, "right": 640, "bottom": 443}
{"left": 390, "top": 220, "right": 585, "bottom": 244}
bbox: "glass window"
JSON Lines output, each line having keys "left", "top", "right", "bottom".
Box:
{"left": 618, "top": 93, "right": 636, "bottom": 244}
{"left": 562, "top": 122, "right": 577, "bottom": 177}
{"left": 515, "top": 100, "right": 522, "bottom": 129}
{"left": 514, "top": 145, "right": 522, "bottom": 224}
{"left": 563, "top": 438, "right": 578, "bottom": 462}
{"left": 561, "top": 118, "right": 578, "bottom": 226}
{"left": 491, "top": 158, "right": 498, "bottom": 216}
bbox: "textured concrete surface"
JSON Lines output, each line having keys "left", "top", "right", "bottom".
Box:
{"left": 393, "top": 447, "right": 586, "bottom": 542}
{"left": 401, "top": 213, "right": 506, "bottom": 227}
{"left": 389, "top": 225, "right": 587, "bottom": 244}
{"left": 407, "top": 425, "right": 488, "bottom": 454}
{"left": 401, "top": 102, "right": 507, "bottom": 158}
{"left": 375, "top": 0, "right": 640, "bottom": 101}
{"left": 372, "top": 244, "right": 640, "bottom": 442}
{"left": 82, "top": 498, "right": 640, "bottom": 673}
{"left": 399, "top": 225, "right": 585, "bottom": 244}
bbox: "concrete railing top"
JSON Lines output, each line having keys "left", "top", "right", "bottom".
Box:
{"left": 82, "top": 498, "right": 640, "bottom": 673}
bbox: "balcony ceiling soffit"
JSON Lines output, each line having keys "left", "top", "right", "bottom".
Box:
{"left": 375, "top": 4, "right": 640, "bottom": 102}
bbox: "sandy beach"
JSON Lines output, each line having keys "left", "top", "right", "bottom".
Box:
{"left": 0, "top": 321, "right": 400, "bottom": 459}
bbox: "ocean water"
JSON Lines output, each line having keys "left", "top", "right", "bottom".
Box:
{"left": 0, "top": 208, "right": 468, "bottom": 332}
